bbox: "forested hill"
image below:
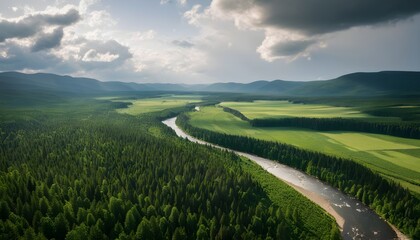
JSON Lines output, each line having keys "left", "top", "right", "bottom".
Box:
{"left": 0, "top": 72, "right": 189, "bottom": 94}
{"left": 202, "top": 71, "right": 420, "bottom": 96}
{"left": 286, "top": 71, "right": 420, "bottom": 96}
{"left": 1, "top": 71, "right": 419, "bottom": 96}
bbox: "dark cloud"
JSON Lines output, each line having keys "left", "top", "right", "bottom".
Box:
{"left": 0, "top": 9, "right": 80, "bottom": 43}
{"left": 270, "top": 39, "right": 315, "bottom": 57}
{"left": 42, "top": 9, "right": 80, "bottom": 26}
{"left": 0, "top": 43, "right": 62, "bottom": 71}
{"left": 172, "top": 40, "right": 194, "bottom": 48}
{"left": 0, "top": 37, "right": 132, "bottom": 75}
{"left": 213, "top": 0, "right": 420, "bottom": 60}
{"left": 215, "top": 0, "right": 420, "bottom": 34}
{"left": 0, "top": 20, "right": 37, "bottom": 42}
{"left": 31, "top": 27, "right": 64, "bottom": 52}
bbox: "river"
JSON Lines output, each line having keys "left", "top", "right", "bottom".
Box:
{"left": 162, "top": 117, "right": 406, "bottom": 240}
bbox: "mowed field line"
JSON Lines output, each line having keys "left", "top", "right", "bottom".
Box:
{"left": 321, "top": 132, "right": 419, "bottom": 151}
{"left": 369, "top": 151, "right": 420, "bottom": 173}
{"left": 220, "top": 100, "right": 398, "bottom": 121}
{"left": 188, "top": 106, "right": 420, "bottom": 195}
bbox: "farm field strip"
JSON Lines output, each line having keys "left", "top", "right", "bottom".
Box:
{"left": 188, "top": 106, "right": 420, "bottom": 194}
{"left": 320, "top": 132, "right": 419, "bottom": 151}
{"left": 220, "top": 100, "right": 398, "bottom": 121}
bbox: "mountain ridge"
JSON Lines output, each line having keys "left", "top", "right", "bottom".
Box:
{"left": 0, "top": 71, "right": 419, "bottom": 97}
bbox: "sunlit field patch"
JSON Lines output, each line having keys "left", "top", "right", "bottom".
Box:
{"left": 116, "top": 95, "right": 201, "bottom": 115}
{"left": 220, "top": 100, "right": 397, "bottom": 121}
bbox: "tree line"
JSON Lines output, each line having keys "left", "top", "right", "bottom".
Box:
{"left": 250, "top": 117, "right": 420, "bottom": 139}
{"left": 221, "top": 107, "right": 250, "bottom": 121}
{"left": 177, "top": 114, "right": 420, "bottom": 238}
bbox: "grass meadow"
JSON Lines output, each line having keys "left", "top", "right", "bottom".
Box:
{"left": 188, "top": 106, "right": 420, "bottom": 195}
{"left": 116, "top": 94, "right": 201, "bottom": 115}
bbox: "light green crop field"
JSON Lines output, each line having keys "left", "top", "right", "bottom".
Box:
{"left": 220, "top": 100, "right": 397, "bottom": 121}
{"left": 188, "top": 106, "right": 420, "bottom": 195}
{"left": 95, "top": 96, "right": 121, "bottom": 100}
{"left": 117, "top": 95, "right": 201, "bottom": 115}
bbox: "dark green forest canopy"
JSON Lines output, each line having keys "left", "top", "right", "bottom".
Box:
{"left": 0, "top": 96, "right": 338, "bottom": 239}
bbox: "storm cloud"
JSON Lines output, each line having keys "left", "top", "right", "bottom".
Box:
{"left": 0, "top": 43, "right": 63, "bottom": 71}
{"left": 0, "top": 9, "right": 80, "bottom": 45}
{"left": 210, "top": 0, "right": 420, "bottom": 60}
{"left": 213, "top": 0, "right": 420, "bottom": 35}
{"left": 258, "top": 38, "right": 316, "bottom": 61}
{"left": 31, "top": 27, "right": 64, "bottom": 52}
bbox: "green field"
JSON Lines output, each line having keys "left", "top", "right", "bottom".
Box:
{"left": 116, "top": 95, "right": 201, "bottom": 115}
{"left": 188, "top": 106, "right": 420, "bottom": 194}
{"left": 220, "top": 100, "right": 397, "bottom": 121}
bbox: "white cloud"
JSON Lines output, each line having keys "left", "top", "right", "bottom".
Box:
{"left": 0, "top": 49, "right": 7, "bottom": 58}
{"left": 183, "top": 5, "right": 203, "bottom": 26}
{"left": 178, "top": 0, "right": 188, "bottom": 6}
{"left": 86, "top": 10, "right": 116, "bottom": 28}
{"left": 79, "top": 0, "right": 99, "bottom": 14}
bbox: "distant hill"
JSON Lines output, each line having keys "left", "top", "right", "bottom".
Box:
{"left": 202, "top": 80, "right": 304, "bottom": 94}
{"left": 201, "top": 71, "right": 420, "bottom": 96}
{"left": 285, "top": 71, "right": 420, "bottom": 96}
{"left": 0, "top": 71, "right": 419, "bottom": 97}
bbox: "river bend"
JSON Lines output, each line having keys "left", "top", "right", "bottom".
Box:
{"left": 163, "top": 117, "right": 401, "bottom": 240}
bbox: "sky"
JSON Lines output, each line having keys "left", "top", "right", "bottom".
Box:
{"left": 0, "top": 0, "right": 419, "bottom": 84}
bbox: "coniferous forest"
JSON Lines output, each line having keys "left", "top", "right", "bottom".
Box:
{"left": 0, "top": 98, "right": 339, "bottom": 239}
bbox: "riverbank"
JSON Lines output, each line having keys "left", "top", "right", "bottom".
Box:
{"left": 293, "top": 186, "right": 410, "bottom": 240}
{"left": 289, "top": 183, "right": 344, "bottom": 229}
{"left": 390, "top": 225, "right": 410, "bottom": 240}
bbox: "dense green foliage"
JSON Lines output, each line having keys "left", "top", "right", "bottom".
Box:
{"left": 0, "top": 97, "right": 338, "bottom": 239}
{"left": 177, "top": 114, "right": 420, "bottom": 238}
{"left": 221, "top": 107, "right": 250, "bottom": 121}
{"left": 250, "top": 117, "right": 420, "bottom": 139}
